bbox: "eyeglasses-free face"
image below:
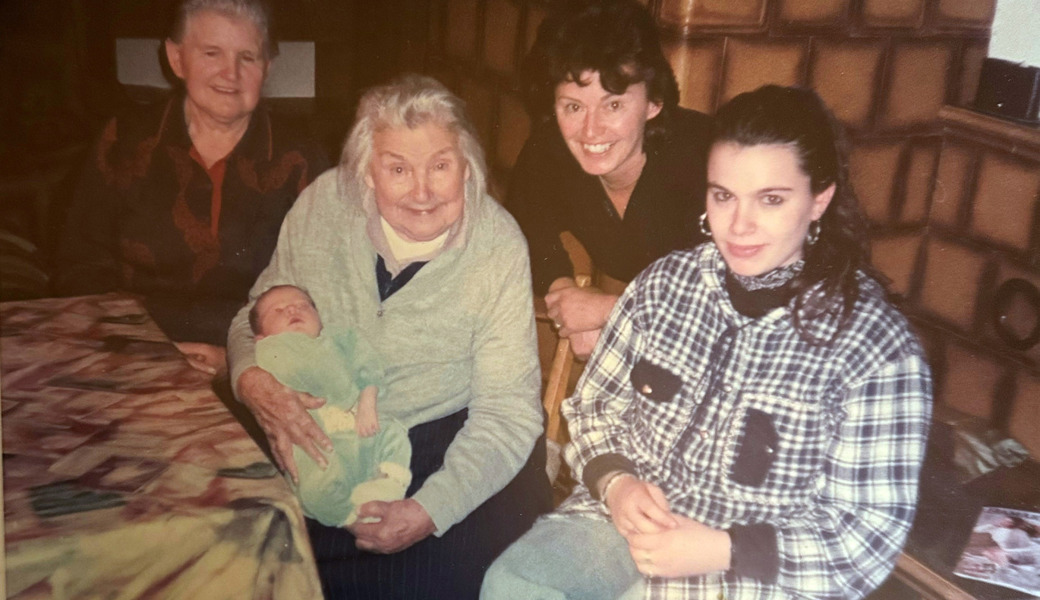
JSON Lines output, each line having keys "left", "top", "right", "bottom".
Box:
{"left": 706, "top": 142, "right": 834, "bottom": 277}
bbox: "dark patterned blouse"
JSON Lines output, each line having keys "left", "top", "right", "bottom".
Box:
{"left": 54, "top": 92, "right": 330, "bottom": 344}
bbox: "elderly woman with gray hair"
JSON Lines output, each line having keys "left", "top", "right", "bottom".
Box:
{"left": 227, "top": 74, "right": 551, "bottom": 599}
{"left": 55, "top": 0, "right": 329, "bottom": 376}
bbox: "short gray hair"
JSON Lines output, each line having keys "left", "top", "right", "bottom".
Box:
{"left": 340, "top": 74, "right": 488, "bottom": 209}
{"left": 168, "top": 0, "right": 277, "bottom": 58}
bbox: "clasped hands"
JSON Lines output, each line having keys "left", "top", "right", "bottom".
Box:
{"left": 604, "top": 474, "right": 732, "bottom": 579}
{"left": 544, "top": 278, "right": 618, "bottom": 359}
{"left": 237, "top": 367, "right": 434, "bottom": 553}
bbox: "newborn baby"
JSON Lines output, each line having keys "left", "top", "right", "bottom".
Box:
{"left": 250, "top": 285, "right": 411, "bottom": 526}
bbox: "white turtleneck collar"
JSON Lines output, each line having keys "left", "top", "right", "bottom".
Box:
{"left": 380, "top": 217, "right": 450, "bottom": 264}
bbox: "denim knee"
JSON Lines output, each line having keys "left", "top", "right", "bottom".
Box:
{"left": 480, "top": 515, "right": 640, "bottom": 600}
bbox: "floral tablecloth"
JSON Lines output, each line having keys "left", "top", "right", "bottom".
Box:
{"left": 1, "top": 294, "right": 322, "bottom": 599}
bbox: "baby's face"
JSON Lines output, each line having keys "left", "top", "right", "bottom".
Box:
{"left": 256, "top": 287, "right": 322, "bottom": 338}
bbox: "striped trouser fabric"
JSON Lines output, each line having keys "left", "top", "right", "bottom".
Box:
{"left": 306, "top": 409, "right": 552, "bottom": 600}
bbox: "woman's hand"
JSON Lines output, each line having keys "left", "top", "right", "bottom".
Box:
{"left": 350, "top": 499, "right": 436, "bottom": 554}
{"left": 567, "top": 329, "right": 602, "bottom": 360}
{"left": 174, "top": 341, "right": 227, "bottom": 378}
{"left": 545, "top": 280, "right": 618, "bottom": 333}
{"left": 545, "top": 278, "right": 618, "bottom": 359}
{"left": 236, "top": 366, "right": 331, "bottom": 483}
{"left": 626, "top": 514, "right": 732, "bottom": 578}
{"left": 605, "top": 475, "right": 678, "bottom": 537}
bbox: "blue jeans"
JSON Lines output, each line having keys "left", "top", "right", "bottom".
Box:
{"left": 480, "top": 515, "right": 646, "bottom": 600}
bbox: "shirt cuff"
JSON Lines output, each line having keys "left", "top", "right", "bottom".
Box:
{"left": 408, "top": 490, "right": 452, "bottom": 537}
{"left": 583, "top": 453, "right": 637, "bottom": 501}
{"left": 727, "top": 523, "right": 779, "bottom": 582}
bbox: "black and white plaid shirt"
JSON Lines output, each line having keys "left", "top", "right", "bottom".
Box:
{"left": 558, "top": 244, "right": 933, "bottom": 600}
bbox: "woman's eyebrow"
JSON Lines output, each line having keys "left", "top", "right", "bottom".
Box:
{"left": 556, "top": 90, "right": 628, "bottom": 103}
{"left": 376, "top": 150, "right": 406, "bottom": 161}
{"left": 706, "top": 183, "right": 794, "bottom": 194}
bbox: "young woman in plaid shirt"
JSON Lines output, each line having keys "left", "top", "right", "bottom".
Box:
{"left": 482, "top": 86, "right": 933, "bottom": 599}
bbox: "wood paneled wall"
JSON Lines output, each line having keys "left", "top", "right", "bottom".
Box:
{"left": 423, "top": 0, "right": 1040, "bottom": 455}
{"left": 7, "top": 1, "right": 1038, "bottom": 456}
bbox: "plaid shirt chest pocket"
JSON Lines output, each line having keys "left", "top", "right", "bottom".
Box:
{"left": 627, "top": 356, "right": 695, "bottom": 465}
{"left": 721, "top": 392, "right": 830, "bottom": 507}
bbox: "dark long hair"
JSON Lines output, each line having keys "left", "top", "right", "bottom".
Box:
{"left": 712, "top": 85, "right": 881, "bottom": 339}
{"left": 522, "top": 0, "right": 679, "bottom": 141}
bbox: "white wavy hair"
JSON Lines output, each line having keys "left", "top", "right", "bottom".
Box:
{"left": 339, "top": 74, "right": 488, "bottom": 209}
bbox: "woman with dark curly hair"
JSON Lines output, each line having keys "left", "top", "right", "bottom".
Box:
{"left": 510, "top": 0, "right": 712, "bottom": 358}
{"left": 482, "top": 86, "right": 932, "bottom": 600}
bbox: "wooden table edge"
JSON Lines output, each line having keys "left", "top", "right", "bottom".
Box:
{"left": 893, "top": 552, "right": 977, "bottom": 600}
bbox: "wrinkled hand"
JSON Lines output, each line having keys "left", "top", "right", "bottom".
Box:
{"left": 350, "top": 499, "right": 436, "bottom": 554}
{"left": 626, "top": 514, "right": 732, "bottom": 578}
{"left": 605, "top": 475, "right": 678, "bottom": 537}
{"left": 174, "top": 341, "right": 227, "bottom": 378}
{"left": 236, "top": 366, "right": 330, "bottom": 483}
{"left": 355, "top": 401, "right": 380, "bottom": 438}
{"left": 545, "top": 281, "right": 618, "bottom": 336}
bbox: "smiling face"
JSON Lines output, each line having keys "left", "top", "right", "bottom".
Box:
{"left": 364, "top": 122, "right": 469, "bottom": 243}
{"left": 254, "top": 286, "right": 322, "bottom": 339}
{"left": 706, "top": 142, "right": 835, "bottom": 277}
{"left": 165, "top": 9, "right": 268, "bottom": 128}
{"left": 553, "top": 70, "right": 662, "bottom": 184}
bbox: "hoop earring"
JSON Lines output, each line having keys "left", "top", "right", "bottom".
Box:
{"left": 699, "top": 212, "right": 711, "bottom": 237}
{"left": 806, "top": 220, "right": 821, "bottom": 246}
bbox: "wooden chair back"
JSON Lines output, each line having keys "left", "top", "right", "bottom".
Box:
{"left": 541, "top": 274, "right": 591, "bottom": 445}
